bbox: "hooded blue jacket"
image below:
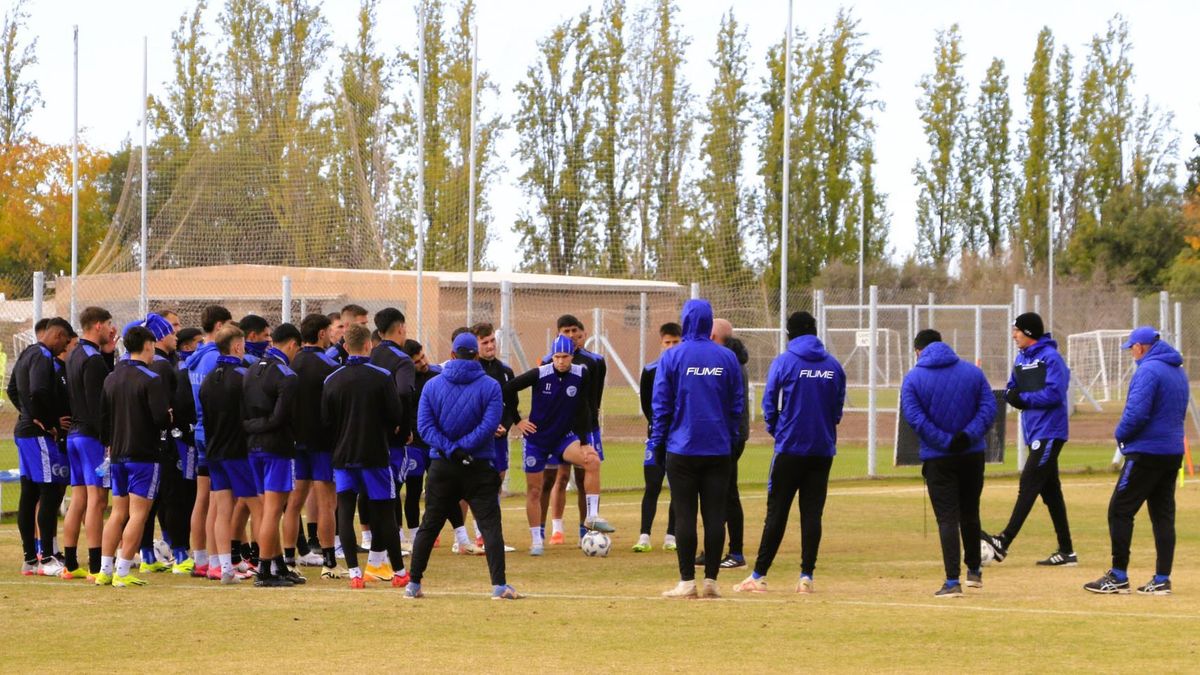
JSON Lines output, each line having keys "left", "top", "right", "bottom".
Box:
{"left": 649, "top": 299, "right": 744, "bottom": 457}
{"left": 900, "top": 341, "right": 997, "bottom": 461}
{"left": 762, "top": 335, "right": 846, "bottom": 457}
{"left": 1115, "top": 339, "right": 1188, "bottom": 456}
{"left": 417, "top": 358, "right": 503, "bottom": 463}
{"left": 185, "top": 342, "right": 220, "bottom": 444}
{"left": 1008, "top": 335, "right": 1070, "bottom": 444}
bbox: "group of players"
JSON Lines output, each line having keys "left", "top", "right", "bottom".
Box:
{"left": 9, "top": 303, "right": 619, "bottom": 594}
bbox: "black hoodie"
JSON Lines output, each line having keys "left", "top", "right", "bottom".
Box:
{"left": 199, "top": 357, "right": 248, "bottom": 461}
{"left": 101, "top": 360, "right": 171, "bottom": 462}
{"left": 322, "top": 356, "right": 405, "bottom": 468}
{"left": 725, "top": 336, "right": 751, "bottom": 445}
{"left": 242, "top": 351, "right": 298, "bottom": 457}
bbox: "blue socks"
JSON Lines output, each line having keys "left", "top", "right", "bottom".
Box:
{"left": 751, "top": 571, "right": 765, "bottom": 580}
{"left": 945, "top": 579, "right": 960, "bottom": 587}
{"left": 1110, "top": 568, "right": 1128, "bottom": 582}
{"left": 174, "top": 548, "right": 189, "bottom": 564}
{"left": 141, "top": 546, "right": 157, "bottom": 564}
{"left": 1154, "top": 574, "right": 1170, "bottom": 584}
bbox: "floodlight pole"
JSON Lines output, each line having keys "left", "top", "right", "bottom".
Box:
{"left": 415, "top": 4, "right": 427, "bottom": 344}
{"left": 1048, "top": 212, "right": 1055, "bottom": 335}
{"left": 139, "top": 36, "right": 148, "bottom": 317}
{"left": 466, "top": 24, "right": 478, "bottom": 326}
{"left": 779, "top": 0, "right": 793, "bottom": 354}
{"left": 867, "top": 285, "right": 878, "bottom": 477}
{"left": 70, "top": 26, "right": 78, "bottom": 327}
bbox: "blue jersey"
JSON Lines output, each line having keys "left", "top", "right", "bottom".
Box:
{"left": 507, "top": 363, "right": 592, "bottom": 447}
{"left": 185, "top": 342, "right": 220, "bottom": 444}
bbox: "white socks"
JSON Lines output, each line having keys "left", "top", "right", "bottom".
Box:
{"left": 586, "top": 494, "right": 599, "bottom": 521}
{"left": 531, "top": 527, "right": 544, "bottom": 548}
{"left": 637, "top": 533, "right": 650, "bottom": 545}
{"left": 348, "top": 566, "right": 362, "bottom": 579}
{"left": 361, "top": 531, "right": 372, "bottom": 548}
{"left": 100, "top": 556, "right": 115, "bottom": 575}
{"left": 116, "top": 557, "right": 132, "bottom": 577}
{"left": 473, "top": 521, "right": 482, "bottom": 539}
{"left": 195, "top": 550, "right": 209, "bottom": 566}
{"left": 551, "top": 519, "right": 564, "bottom": 535}
{"left": 367, "top": 550, "right": 386, "bottom": 567}
{"left": 454, "top": 526, "right": 470, "bottom": 547}
{"left": 219, "top": 554, "right": 233, "bottom": 576}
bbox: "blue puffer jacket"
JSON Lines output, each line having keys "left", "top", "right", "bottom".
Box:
{"left": 900, "top": 341, "right": 997, "bottom": 461}
{"left": 185, "top": 342, "right": 220, "bottom": 444}
{"left": 1008, "top": 336, "right": 1070, "bottom": 443}
{"left": 417, "top": 358, "right": 503, "bottom": 462}
{"left": 762, "top": 335, "right": 846, "bottom": 457}
{"left": 1115, "top": 340, "right": 1188, "bottom": 456}
{"left": 650, "top": 299, "right": 745, "bottom": 457}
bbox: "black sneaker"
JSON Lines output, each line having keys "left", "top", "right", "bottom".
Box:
{"left": 254, "top": 574, "right": 294, "bottom": 588}
{"left": 1036, "top": 551, "right": 1078, "bottom": 567}
{"left": 980, "top": 530, "right": 1007, "bottom": 563}
{"left": 718, "top": 554, "right": 746, "bottom": 569}
{"left": 1136, "top": 578, "right": 1172, "bottom": 596}
{"left": 694, "top": 552, "right": 706, "bottom": 567}
{"left": 281, "top": 567, "right": 307, "bottom": 585}
{"left": 934, "top": 582, "right": 964, "bottom": 598}
{"left": 1083, "top": 572, "right": 1130, "bottom": 594}
{"left": 965, "top": 571, "right": 982, "bottom": 589}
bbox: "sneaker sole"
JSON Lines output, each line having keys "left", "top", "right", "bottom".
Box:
{"left": 964, "top": 582, "right": 982, "bottom": 589}
{"left": 1037, "top": 562, "right": 1078, "bottom": 567}
{"left": 1136, "top": 588, "right": 1171, "bottom": 596}
{"left": 1084, "top": 586, "right": 1130, "bottom": 595}
{"left": 935, "top": 592, "right": 964, "bottom": 599}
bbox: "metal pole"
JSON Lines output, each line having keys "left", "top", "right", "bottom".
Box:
{"left": 926, "top": 292, "right": 935, "bottom": 329}
{"left": 858, "top": 193, "right": 865, "bottom": 329}
{"left": 867, "top": 285, "right": 878, "bottom": 477}
{"left": 1160, "top": 290, "right": 1169, "bottom": 336}
{"left": 139, "top": 36, "right": 148, "bottom": 317}
{"left": 591, "top": 307, "right": 603, "bottom": 359}
{"left": 500, "top": 280, "right": 513, "bottom": 364}
{"left": 1033, "top": 294, "right": 1041, "bottom": 316}
{"left": 815, "top": 289, "right": 824, "bottom": 345}
{"left": 466, "top": 25, "right": 478, "bottom": 326}
{"left": 690, "top": 282, "right": 700, "bottom": 300}
{"left": 1015, "top": 285, "right": 1026, "bottom": 470}
{"left": 415, "top": 5, "right": 427, "bottom": 344}
{"left": 70, "top": 26, "right": 79, "bottom": 327}
{"left": 1048, "top": 212, "right": 1055, "bottom": 335}
{"left": 639, "top": 292, "right": 648, "bottom": 375}
{"left": 33, "top": 272, "right": 44, "bottom": 325}
{"left": 973, "top": 305, "right": 982, "bottom": 366}
{"left": 281, "top": 276, "right": 292, "bottom": 325}
{"left": 1132, "top": 296, "right": 1139, "bottom": 329}
{"left": 1175, "top": 302, "right": 1183, "bottom": 348}
{"left": 779, "top": 0, "right": 793, "bottom": 355}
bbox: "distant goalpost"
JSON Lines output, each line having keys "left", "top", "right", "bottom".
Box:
{"left": 1067, "top": 329, "right": 1135, "bottom": 404}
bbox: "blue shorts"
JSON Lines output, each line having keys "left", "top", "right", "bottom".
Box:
{"left": 523, "top": 432, "right": 580, "bottom": 474}
{"left": 16, "top": 435, "right": 70, "bottom": 485}
{"left": 334, "top": 467, "right": 396, "bottom": 500}
{"left": 110, "top": 461, "right": 161, "bottom": 499}
{"left": 493, "top": 436, "right": 510, "bottom": 473}
{"left": 209, "top": 457, "right": 257, "bottom": 498}
{"left": 643, "top": 440, "right": 657, "bottom": 468}
{"left": 175, "top": 439, "right": 198, "bottom": 480}
{"left": 398, "top": 446, "right": 428, "bottom": 481}
{"left": 194, "top": 436, "right": 210, "bottom": 476}
{"left": 67, "top": 433, "right": 108, "bottom": 487}
{"left": 250, "top": 452, "right": 294, "bottom": 494}
{"left": 389, "top": 447, "right": 409, "bottom": 484}
{"left": 293, "top": 447, "right": 334, "bottom": 483}
{"left": 590, "top": 427, "right": 605, "bottom": 461}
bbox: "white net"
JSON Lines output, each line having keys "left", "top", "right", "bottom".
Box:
{"left": 1067, "top": 329, "right": 1136, "bottom": 403}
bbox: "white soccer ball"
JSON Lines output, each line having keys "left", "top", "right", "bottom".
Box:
{"left": 581, "top": 532, "right": 611, "bottom": 558}
{"left": 980, "top": 538, "right": 996, "bottom": 567}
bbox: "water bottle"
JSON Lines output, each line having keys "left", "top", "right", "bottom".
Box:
{"left": 95, "top": 458, "right": 110, "bottom": 479}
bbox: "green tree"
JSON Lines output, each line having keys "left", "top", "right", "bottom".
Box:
{"left": 696, "top": 11, "right": 753, "bottom": 287}
{"left": 976, "top": 58, "right": 1011, "bottom": 256}
{"left": 1185, "top": 134, "right": 1200, "bottom": 197}
{"left": 1049, "top": 47, "right": 1075, "bottom": 253}
{"left": 0, "top": 0, "right": 39, "bottom": 148}
{"left": 513, "top": 12, "right": 597, "bottom": 275}
{"left": 592, "top": 0, "right": 630, "bottom": 275}
{"left": 1016, "top": 27, "right": 1053, "bottom": 267}
{"left": 913, "top": 24, "right": 966, "bottom": 264}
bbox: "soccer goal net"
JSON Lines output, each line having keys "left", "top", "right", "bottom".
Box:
{"left": 1067, "top": 330, "right": 1135, "bottom": 403}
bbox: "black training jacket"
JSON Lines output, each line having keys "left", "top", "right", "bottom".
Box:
{"left": 242, "top": 354, "right": 298, "bottom": 457}
{"left": 66, "top": 339, "right": 112, "bottom": 438}
{"left": 292, "top": 346, "right": 338, "bottom": 452}
{"left": 322, "top": 357, "right": 404, "bottom": 468}
{"left": 101, "top": 360, "right": 171, "bottom": 462}
{"left": 10, "top": 343, "right": 66, "bottom": 438}
{"left": 199, "top": 359, "right": 248, "bottom": 461}
{"left": 369, "top": 340, "right": 416, "bottom": 446}
{"left": 408, "top": 364, "right": 443, "bottom": 450}
{"left": 480, "top": 357, "right": 521, "bottom": 431}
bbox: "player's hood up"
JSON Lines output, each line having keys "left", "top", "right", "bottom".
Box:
{"left": 726, "top": 336, "right": 750, "bottom": 365}
{"left": 915, "top": 340, "right": 959, "bottom": 369}
{"left": 786, "top": 334, "right": 830, "bottom": 362}
{"left": 441, "top": 357, "right": 487, "bottom": 384}
{"left": 680, "top": 299, "right": 714, "bottom": 343}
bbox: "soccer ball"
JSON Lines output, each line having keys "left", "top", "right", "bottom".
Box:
{"left": 581, "top": 532, "right": 611, "bottom": 558}
{"left": 980, "top": 538, "right": 996, "bottom": 567}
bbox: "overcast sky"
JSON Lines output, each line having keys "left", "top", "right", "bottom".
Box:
{"left": 20, "top": 0, "right": 1200, "bottom": 272}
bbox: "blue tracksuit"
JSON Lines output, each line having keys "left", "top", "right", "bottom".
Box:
{"left": 1115, "top": 340, "right": 1188, "bottom": 456}
{"left": 185, "top": 342, "right": 220, "bottom": 444}
{"left": 762, "top": 335, "right": 846, "bottom": 457}
{"left": 900, "top": 341, "right": 996, "bottom": 461}
{"left": 1008, "top": 335, "right": 1069, "bottom": 444}
{"left": 649, "top": 299, "right": 744, "bottom": 457}
{"left": 417, "top": 359, "right": 503, "bottom": 463}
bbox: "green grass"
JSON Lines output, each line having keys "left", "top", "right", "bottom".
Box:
{"left": 1, "top": 473, "right": 1198, "bottom": 670}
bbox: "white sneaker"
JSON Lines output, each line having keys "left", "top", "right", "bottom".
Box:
{"left": 335, "top": 544, "right": 345, "bottom": 559}
{"left": 702, "top": 578, "right": 720, "bottom": 599}
{"left": 733, "top": 575, "right": 768, "bottom": 593}
{"left": 451, "top": 542, "right": 484, "bottom": 556}
{"left": 153, "top": 539, "right": 173, "bottom": 563}
{"left": 796, "top": 575, "right": 814, "bottom": 594}
{"left": 663, "top": 536, "right": 677, "bottom": 551}
{"left": 662, "top": 580, "right": 698, "bottom": 599}
{"left": 38, "top": 558, "right": 66, "bottom": 577}
{"left": 220, "top": 571, "right": 240, "bottom": 585}
{"left": 297, "top": 552, "right": 325, "bottom": 567}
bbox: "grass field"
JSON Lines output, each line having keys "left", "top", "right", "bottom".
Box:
{"left": 1, "top": 471, "right": 1198, "bottom": 670}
